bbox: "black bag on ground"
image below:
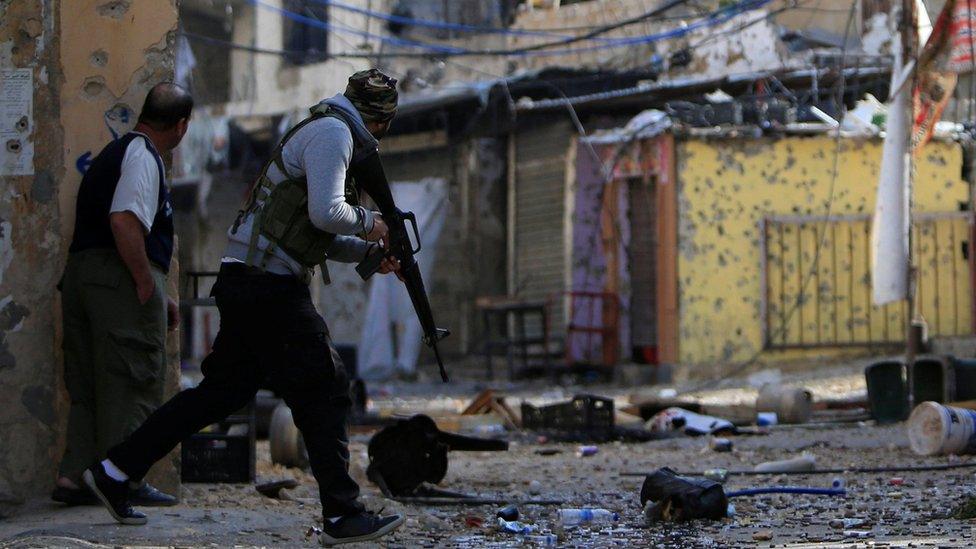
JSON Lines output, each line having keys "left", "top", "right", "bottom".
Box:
{"left": 640, "top": 467, "right": 728, "bottom": 522}
{"left": 366, "top": 414, "right": 508, "bottom": 496}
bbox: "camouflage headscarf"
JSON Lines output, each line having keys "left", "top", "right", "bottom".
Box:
{"left": 344, "top": 69, "right": 398, "bottom": 123}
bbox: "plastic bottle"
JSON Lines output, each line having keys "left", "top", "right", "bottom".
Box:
{"left": 556, "top": 508, "right": 620, "bottom": 526}
{"left": 577, "top": 445, "right": 599, "bottom": 457}
{"left": 756, "top": 412, "right": 778, "bottom": 426}
{"left": 524, "top": 533, "right": 558, "bottom": 545}
{"left": 703, "top": 468, "right": 729, "bottom": 483}
{"left": 497, "top": 517, "right": 535, "bottom": 535}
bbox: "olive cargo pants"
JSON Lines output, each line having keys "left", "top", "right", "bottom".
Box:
{"left": 58, "top": 249, "right": 168, "bottom": 480}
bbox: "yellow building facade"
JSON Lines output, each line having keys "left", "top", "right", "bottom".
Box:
{"left": 675, "top": 136, "right": 971, "bottom": 369}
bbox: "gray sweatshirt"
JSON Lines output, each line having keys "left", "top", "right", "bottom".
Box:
{"left": 223, "top": 94, "right": 377, "bottom": 277}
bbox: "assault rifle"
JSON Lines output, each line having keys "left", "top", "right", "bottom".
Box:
{"left": 352, "top": 152, "right": 451, "bottom": 382}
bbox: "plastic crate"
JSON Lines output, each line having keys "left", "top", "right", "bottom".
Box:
{"left": 520, "top": 394, "right": 615, "bottom": 441}
{"left": 181, "top": 402, "right": 256, "bottom": 483}
{"left": 181, "top": 432, "right": 254, "bottom": 483}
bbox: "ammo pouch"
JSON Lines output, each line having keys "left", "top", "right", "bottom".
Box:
{"left": 234, "top": 105, "right": 361, "bottom": 270}
{"left": 257, "top": 177, "right": 336, "bottom": 268}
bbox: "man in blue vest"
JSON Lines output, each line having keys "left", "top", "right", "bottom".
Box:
{"left": 84, "top": 70, "right": 404, "bottom": 546}
{"left": 53, "top": 83, "right": 192, "bottom": 507}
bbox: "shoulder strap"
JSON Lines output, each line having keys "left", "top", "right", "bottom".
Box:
{"left": 270, "top": 112, "right": 327, "bottom": 178}
{"left": 231, "top": 112, "right": 327, "bottom": 234}
{"left": 237, "top": 111, "right": 332, "bottom": 269}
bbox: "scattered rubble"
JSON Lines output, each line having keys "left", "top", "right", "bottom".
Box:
{"left": 647, "top": 407, "right": 735, "bottom": 436}
{"left": 640, "top": 467, "right": 728, "bottom": 523}
{"left": 7, "top": 365, "right": 976, "bottom": 546}
{"left": 708, "top": 436, "right": 733, "bottom": 452}
{"left": 754, "top": 454, "right": 817, "bottom": 473}
{"left": 254, "top": 478, "right": 299, "bottom": 499}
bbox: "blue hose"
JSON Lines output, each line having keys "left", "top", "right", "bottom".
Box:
{"left": 726, "top": 487, "right": 847, "bottom": 498}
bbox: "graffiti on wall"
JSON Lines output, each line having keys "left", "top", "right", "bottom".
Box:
{"left": 74, "top": 103, "right": 134, "bottom": 174}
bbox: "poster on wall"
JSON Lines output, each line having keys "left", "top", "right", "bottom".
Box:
{"left": 0, "top": 68, "right": 34, "bottom": 176}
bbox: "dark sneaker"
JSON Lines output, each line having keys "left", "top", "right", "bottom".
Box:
{"left": 82, "top": 464, "right": 147, "bottom": 525}
{"left": 129, "top": 482, "right": 177, "bottom": 507}
{"left": 320, "top": 510, "right": 404, "bottom": 546}
{"left": 51, "top": 485, "right": 98, "bottom": 506}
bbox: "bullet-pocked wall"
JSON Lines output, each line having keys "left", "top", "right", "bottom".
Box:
{"left": 0, "top": 0, "right": 65, "bottom": 514}
{"left": 0, "top": 0, "right": 179, "bottom": 513}
{"left": 674, "top": 136, "right": 970, "bottom": 375}
{"left": 507, "top": 0, "right": 869, "bottom": 78}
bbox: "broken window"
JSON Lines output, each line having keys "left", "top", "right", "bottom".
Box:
{"left": 178, "top": 2, "right": 232, "bottom": 105}
{"left": 388, "top": 0, "right": 507, "bottom": 39}
{"left": 283, "top": 0, "right": 329, "bottom": 65}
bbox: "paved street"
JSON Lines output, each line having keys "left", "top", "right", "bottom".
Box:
{"left": 4, "top": 367, "right": 976, "bottom": 547}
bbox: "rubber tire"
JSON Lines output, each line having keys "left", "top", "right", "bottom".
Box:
{"left": 269, "top": 402, "right": 308, "bottom": 468}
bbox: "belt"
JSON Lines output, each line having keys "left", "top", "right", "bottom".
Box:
{"left": 219, "top": 261, "right": 310, "bottom": 284}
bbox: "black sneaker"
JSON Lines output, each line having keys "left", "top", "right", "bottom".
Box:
{"left": 51, "top": 485, "right": 98, "bottom": 506}
{"left": 320, "top": 510, "right": 404, "bottom": 546}
{"left": 128, "top": 482, "right": 177, "bottom": 507}
{"left": 82, "top": 463, "right": 147, "bottom": 525}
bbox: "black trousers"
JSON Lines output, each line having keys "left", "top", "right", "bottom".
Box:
{"left": 108, "top": 263, "right": 364, "bottom": 517}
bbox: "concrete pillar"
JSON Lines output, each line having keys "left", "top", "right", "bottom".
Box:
{"left": 0, "top": 0, "right": 67, "bottom": 515}
{"left": 0, "top": 0, "right": 179, "bottom": 515}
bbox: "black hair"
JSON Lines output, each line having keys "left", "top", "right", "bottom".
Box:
{"left": 138, "top": 82, "right": 193, "bottom": 130}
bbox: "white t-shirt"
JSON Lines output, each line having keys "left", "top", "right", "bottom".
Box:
{"left": 109, "top": 134, "right": 161, "bottom": 233}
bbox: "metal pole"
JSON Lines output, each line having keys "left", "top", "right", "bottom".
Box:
{"left": 902, "top": 0, "right": 919, "bottom": 416}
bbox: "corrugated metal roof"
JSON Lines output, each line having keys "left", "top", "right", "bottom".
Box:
{"left": 517, "top": 66, "right": 890, "bottom": 112}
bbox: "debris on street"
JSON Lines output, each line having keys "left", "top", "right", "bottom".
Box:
{"left": 556, "top": 508, "right": 619, "bottom": 527}
{"left": 366, "top": 414, "right": 508, "bottom": 499}
{"left": 496, "top": 504, "right": 519, "bottom": 521}
{"left": 576, "top": 445, "right": 599, "bottom": 457}
{"left": 7, "top": 6, "right": 976, "bottom": 547}
{"left": 521, "top": 394, "right": 615, "bottom": 442}
{"left": 647, "top": 407, "right": 736, "bottom": 436}
{"left": 755, "top": 384, "right": 813, "bottom": 424}
{"left": 640, "top": 467, "right": 729, "bottom": 523}
{"left": 254, "top": 478, "right": 299, "bottom": 500}
{"left": 908, "top": 401, "right": 976, "bottom": 456}
{"left": 708, "top": 436, "right": 733, "bottom": 452}
{"left": 754, "top": 454, "right": 818, "bottom": 473}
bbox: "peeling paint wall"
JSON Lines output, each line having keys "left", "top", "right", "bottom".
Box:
{"left": 59, "top": 0, "right": 180, "bottom": 499}
{"left": 223, "top": 0, "right": 376, "bottom": 117}
{"left": 0, "top": 0, "right": 179, "bottom": 514}
{"left": 0, "top": 0, "right": 66, "bottom": 514}
{"left": 59, "top": 0, "right": 178, "bottom": 240}
{"left": 215, "top": 0, "right": 877, "bottom": 114}
{"left": 674, "top": 136, "right": 968, "bottom": 374}
{"left": 507, "top": 0, "right": 859, "bottom": 77}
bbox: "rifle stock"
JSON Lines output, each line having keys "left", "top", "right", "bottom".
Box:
{"left": 352, "top": 152, "right": 451, "bottom": 382}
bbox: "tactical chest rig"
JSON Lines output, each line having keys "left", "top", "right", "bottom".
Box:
{"left": 232, "top": 105, "right": 364, "bottom": 276}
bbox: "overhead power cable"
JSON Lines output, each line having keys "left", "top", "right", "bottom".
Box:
{"left": 249, "top": 0, "right": 771, "bottom": 57}
{"left": 297, "top": 0, "right": 857, "bottom": 37}
{"left": 252, "top": 0, "right": 464, "bottom": 53}
{"left": 303, "top": 0, "right": 639, "bottom": 40}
